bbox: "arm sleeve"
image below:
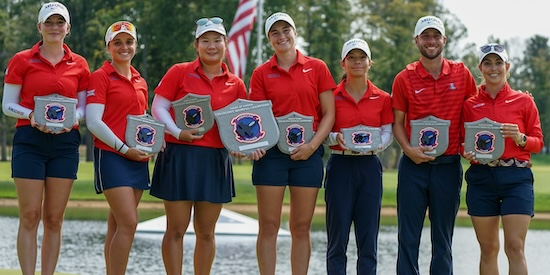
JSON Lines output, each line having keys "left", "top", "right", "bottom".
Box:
{"left": 75, "top": 90, "right": 86, "bottom": 121}
{"left": 86, "top": 103, "right": 129, "bottom": 154}
{"left": 2, "top": 83, "right": 32, "bottom": 119}
{"left": 151, "top": 94, "right": 181, "bottom": 139}
{"left": 324, "top": 132, "right": 339, "bottom": 146}
{"left": 380, "top": 123, "right": 393, "bottom": 151}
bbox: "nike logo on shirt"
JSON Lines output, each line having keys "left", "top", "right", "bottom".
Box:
{"left": 414, "top": 88, "right": 426, "bottom": 94}
{"left": 302, "top": 68, "right": 313, "bottom": 73}
{"left": 505, "top": 98, "right": 519, "bottom": 104}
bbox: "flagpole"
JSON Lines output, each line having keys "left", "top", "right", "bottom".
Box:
{"left": 256, "top": 0, "right": 263, "bottom": 66}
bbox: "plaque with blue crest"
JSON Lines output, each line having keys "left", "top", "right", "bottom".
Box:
{"left": 125, "top": 114, "right": 166, "bottom": 154}
{"left": 464, "top": 118, "right": 503, "bottom": 164}
{"left": 172, "top": 93, "right": 214, "bottom": 134}
{"left": 34, "top": 93, "right": 77, "bottom": 133}
{"left": 341, "top": 125, "right": 382, "bottom": 153}
{"left": 275, "top": 112, "right": 314, "bottom": 154}
{"left": 409, "top": 115, "right": 450, "bottom": 157}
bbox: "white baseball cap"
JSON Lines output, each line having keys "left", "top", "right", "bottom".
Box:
{"left": 38, "top": 2, "right": 70, "bottom": 24}
{"left": 195, "top": 17, "right": 227, "bottom": 38}
{"left": 478, "top": 43, "right": 509, "bottom": 64}
{"left": 265, "top": 12, "right": 296, "bottom": 37}
{"left": 105, "top": 21, "right": 138, "bottom": 46}
{"left": 341, "top": 38, "right": 372, "bottom": 61}
{"left": 414, "top": 15, "right": 445, "bottom": 37}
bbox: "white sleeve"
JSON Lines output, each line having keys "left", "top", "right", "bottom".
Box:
{"left": 324, "top": 132, "right": 339, "bottom": 146}
{"left": 379, "top": 123, "right": 393, "bottom": 151}
{"left": 2, "top": 83, "right": 32, "bottom": 119}
{"left": 86, "top": 103, "right": 129, "bottom": 154}
{"left": 75, "top": 90, "right": 86, "bottom": 121}
{"left": 152, "top": 94, "right": 181, "bottom": 139}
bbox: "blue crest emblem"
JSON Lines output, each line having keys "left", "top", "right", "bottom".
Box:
{"left": 418, "top": 127, "right": 439, "bottom": 147}
{"left": 231, "top": 113, "right": 265, "bottom": 143}
{"left": 44, "top": 103, "right": 66, "bottom": 122}
{"left": 352, "top": 131, "right": 372, "bottom": 145}
{"left": 474, "top": 131, "right": 495, "bottom": 153}
{"left": 286, "top": 124, "right": 305, "bottom": 146}
{"left": 135, "top": 124, "right": 156, "bottom": 146}
{"left": 183, "top": 105, "right": 204, "bottom": 128}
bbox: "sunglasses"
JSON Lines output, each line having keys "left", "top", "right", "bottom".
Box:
{"left": 480, "top": 44, "right": 505, "bottom": 54}
{"left": 110, "top": 21, "right": 135, "bottom": 33}
{"left": 196, "top": 17, "right": 223, "bottom": 26}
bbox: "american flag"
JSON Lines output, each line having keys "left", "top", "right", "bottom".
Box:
{"left": 226, "top": 0, "right": 258, "bottom": 79}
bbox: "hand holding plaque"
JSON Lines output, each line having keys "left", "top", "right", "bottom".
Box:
{"left": 340, "top": 125, "right": 382, "bottom": 153}
{"left": 33, "top": 93, "right": 77, "bottom": 133}
{"left": 214, "top": 99, "right": 279, "bottom": 155}
{"left": 464, "top": 118, "right": 504, "bottom": 164}
{"left": 409, "top": 115, "right": 450, "bottom": 157}
{"left": 275, "top": 112, "right": 314, "bottom": 154}
{"left": 172, "top": 93, "right": 214, "bottom": 135}
{"left": 125, "top": 114, "right": 166, "bottom": 154}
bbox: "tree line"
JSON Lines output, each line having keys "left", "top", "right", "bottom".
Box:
{"left": 1, "top": 0, "right": 549, "bottom": 165}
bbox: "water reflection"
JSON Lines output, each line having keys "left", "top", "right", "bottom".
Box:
{"left": 0, "top": 216, "right": 549, "bottom": 274}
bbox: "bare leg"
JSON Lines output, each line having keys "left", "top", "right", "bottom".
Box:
{"left": 103, "top": 187, "right": 143, "bottom": 275}
{"left": 14, "top": 178, "right": 44, "bottom": 275}
{"left": 471, "top": 216, "right": 501, "bottom": 275}
{"left": 288, "top": 186, "right": 318, "bottom": 275}
{"left": 162, "top": 200, "right": 192, "bottom": 275}
{"left": 256, "top": 185, "right": 286, "bottom": 275}
{"left": 41, "top": 177, "right": 73, "bottom": 275}
{"left": 193, "top": 202, "right": 223, "bottom": 275}
{"left": 502, "top": 214, "right": 530, "bottom": 275}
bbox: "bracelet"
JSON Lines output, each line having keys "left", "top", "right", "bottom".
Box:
{"left": 117, "top": 144, "right": 125, "bottom": 152}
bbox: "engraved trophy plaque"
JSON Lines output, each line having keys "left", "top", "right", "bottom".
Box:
{"left": 214, "top": 99, "right": 279, "bottom": 155}
{"left": 125, "top": 114, "right": 166, "bottom": 154}
{"left": 464, "top": 117, "right": 504, "bottom": 164}
{"left": 33, "top": 93, "right": 77, "bottom": 133}
{"left": 172, "top": 93, "right": 214, "bottom": 134}
{"left": 410, "top": 115, "right": 451, "bottom": 157}
{"left": 341, "top": 125, "right": 382, "bottom": 153}
{"left": 275, "top": 112, "right": 314, "bottom": 154}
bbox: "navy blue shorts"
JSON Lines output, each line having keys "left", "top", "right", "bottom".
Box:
{"left": 93, "top": 147, "right": 150, "bottom": 194}
{"left": 11, "top": 126, "right": 80, "bottom": 180}
{"left": 150, "top": 143, "right": 235, "bottom": 203}
{"left": 252, "top": 146, "right": 324, "bottom": 187}
{"left": 465, "top": 164, "right": 534, "bottom": 216}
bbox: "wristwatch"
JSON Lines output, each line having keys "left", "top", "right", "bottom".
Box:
{"left": 518, "top": 134, "right": 527, "bottom": 147}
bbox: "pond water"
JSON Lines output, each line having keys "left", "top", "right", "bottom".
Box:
{"left": 0, "top": 216, "right": 549, "bottom": 274}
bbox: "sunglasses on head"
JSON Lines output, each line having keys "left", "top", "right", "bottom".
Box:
{"left": 480, "top": 44, "right": 505, "bottom": 54}
{"left": 110, "top": 21, "right": 135, "bottom": 33}
{"left": 196, "top": 17, "right": 223, "bottom": 26}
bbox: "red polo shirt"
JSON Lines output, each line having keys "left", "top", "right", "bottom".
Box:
{"left": 249, "top": 50, "right": 337, "bottom": 130}
{"left": 330, "top": 79, "right": 393, "bottom": 150}
{"left": 463, "top": 83, "right": 544, "bottom": 161}
{"left": 154, "top": 58, "right": 247, "bottom": 148}
{"left": 4, "top": 41, "right": 90, "bottom": 127}
{"left": 392, "top": 58, "right": 477, "bottom": 155}
{"left": 86, "top": 61, "right": 148, "bottom": 153}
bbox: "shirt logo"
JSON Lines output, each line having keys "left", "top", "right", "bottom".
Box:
{"left": 86, "top": 89, "right": 96, "bottom": 97}
{"left": 225, "top": 82, "right": 235, "bottom": 86}
{"left": 472, "top": 103, "right": 485, "bottom": 108}
{"left": 302, "top": 68, "right": 313, "bottom": 73}
{"left": 369, "top": 96, "right": 379, "bottom": 100}
{"left": 450, "top": 83, "right": 456, "bottom": 90}
{"left": 267, "top": 73, "right": 280, "bottom": 78}
{"left": 66, "top": 61, "right": 75, "bottom": 65}
{"left": 414, "top": 88, "right": 426, "bottom": 94}
{"left": 505, "top": 98, "right": 519, "bottom": 104}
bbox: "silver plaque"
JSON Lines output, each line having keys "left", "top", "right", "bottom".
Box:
{"left": 125, "top": 114, "right": 166, "bottom": 154}
{"left": 275, "top": 112, "right": 314, "bottom": 154}
{"left": 172, "top": 93, "right": 214, "bottom": 134}
{"left": 410, "top": 115, "right": 450, "bottom": 157}
{"left": 341, "top": 125, "right": 382, "bottom": 153}
{"left": 33, "top": 93, "right": 77, "bottom": 133}
{"left": 464, "top": 117, "right": 504, "bottom": 164}
{"left": 213, "top": 99, "right": 279, "bottom": 155}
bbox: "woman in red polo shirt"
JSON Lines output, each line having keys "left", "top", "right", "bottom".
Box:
{"left": 324, "top": 38, "right": 393, "bottom": 275}
{"left": 86, "top": 21, "right": 150, "bottom": 274}
{"left": 462, "top": 43, "right": 543, "bottom": 274}
{"left": 149, "top": 17, "right": 249, "bottom": 274}
{"left": 249, "top": 12, "right": 336, "bottom": 274}
{"left": 1, "top": 2, "right": 89, "bottom": 274}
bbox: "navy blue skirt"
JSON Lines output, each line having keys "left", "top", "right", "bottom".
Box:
{"left": 150, "top": 143, "right": 235, "bottom": 203}
{"left": 93, "top": 147, "right": 150, "bottom": 194}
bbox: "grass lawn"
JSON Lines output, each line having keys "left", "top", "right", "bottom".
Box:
{"left": 1, "top": 154, "right": 550, "bottom": 213}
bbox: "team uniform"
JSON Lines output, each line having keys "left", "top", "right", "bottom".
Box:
{"left": 392, "top": 58, "right": 477, "bottom": 274}
{"left": 4, "top": 42, "right": 90, "bottom": 180}
{"left": 463, "top": 83, "right": 543, "bottom": 216}
{"left": 325, "top": 79, "right": 393, "bottom": 274}
{"left": 150, "top": 59, "right": 246, "bottom": 203}
{"left": 86, "top": 61, "right": 149, "bottom": 193}
{"left": 249, "top": 50, "right": 337, "bottom": 187}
